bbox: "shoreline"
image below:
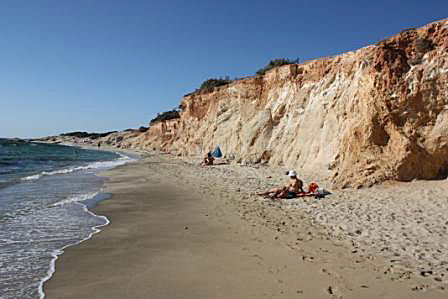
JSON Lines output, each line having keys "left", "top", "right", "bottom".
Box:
{"left": 43, "top": 153, "right": 446, "bottom": 298}
{"left": 0, "top": 141, "right": 135, "bottom": 299}
{"left": 33, "top": 147, "right": 138, "bottom": 298}
{"left": 37, "top": 193, "right": 111, "bottom": 299}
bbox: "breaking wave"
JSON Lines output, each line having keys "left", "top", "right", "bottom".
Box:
{"left": 22, "top": 153, "right": 133, "bottom": 181}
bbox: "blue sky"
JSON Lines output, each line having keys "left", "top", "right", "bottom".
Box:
{"left": 0, "top": 0, "right": 446, "bottom": 138}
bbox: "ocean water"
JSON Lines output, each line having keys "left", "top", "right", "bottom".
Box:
{"left": 0, "top": 139, "right": 134, "bottom": 298}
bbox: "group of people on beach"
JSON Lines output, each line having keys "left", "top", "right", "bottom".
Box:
{"left": 200, "top": 151, "right": 321, "bottom": 199}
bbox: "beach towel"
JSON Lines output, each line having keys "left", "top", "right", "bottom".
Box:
{"left": 287, "top": 183, "right": 321, "bottom": 199}
{"left": 212, "top": 146, "right": 222, "bottom": 158}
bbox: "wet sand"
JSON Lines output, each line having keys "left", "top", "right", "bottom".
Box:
{"left": 44, "top": 153, "right": 446, "bottom": 298}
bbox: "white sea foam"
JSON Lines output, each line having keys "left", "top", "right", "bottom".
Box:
{"left": 22, "top": 153, "right": 134, "bottom": 182}
{"left": 51, "top": 192, "right": 99, "bottom": 207}
{"left": 37, "top": 193, "right": 110, "bottom": 299}
{"left": 21, "top": 174, "right": 42, "bottom": 181}
{"left": 34, "top": 152, "right": 135, "bottom": 298}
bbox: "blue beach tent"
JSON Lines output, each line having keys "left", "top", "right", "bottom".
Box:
{"left": 212, "top": 146, "right": 223, "bottom": 158}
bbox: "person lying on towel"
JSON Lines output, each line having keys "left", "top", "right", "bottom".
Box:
{"left": 200, "top": 152, "right": 214, "bottom": 166}
{"left": 257, "top": 170, "right": 303, "bottom": 199}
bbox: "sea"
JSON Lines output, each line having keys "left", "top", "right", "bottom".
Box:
{"left": 0, "top": 138, "right": 134, "bottom": 299}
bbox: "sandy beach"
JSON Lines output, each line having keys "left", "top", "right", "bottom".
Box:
{"left": 44, "top": 152, "right": 447, "bottom": 298}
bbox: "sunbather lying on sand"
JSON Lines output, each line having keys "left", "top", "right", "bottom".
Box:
{"left": 257, "top": 170, "right": 304, "bottom": 199}
{"left": 201, "top": 152, "right": 214, "bottom": 166}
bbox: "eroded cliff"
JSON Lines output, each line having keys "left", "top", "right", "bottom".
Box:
{"left": 128, "top": 20, "right": 448, "bottom": 188}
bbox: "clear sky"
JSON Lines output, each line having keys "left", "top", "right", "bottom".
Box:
{"left": 0, "top": 0, "right": 446, "bottom": 138}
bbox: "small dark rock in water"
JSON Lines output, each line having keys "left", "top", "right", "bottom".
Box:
{"left": 327, "top": 286, "right": 334, "bottom": 295}
{"left": 184, "top": 226, "right": 189, "bottom": 230}
{"left": 355, "top": 229, "right": 362, "bottom": 235}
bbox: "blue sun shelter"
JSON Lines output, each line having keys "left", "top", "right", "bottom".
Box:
{"left": 211, "top": 146, "right": 223, "bottom": 158}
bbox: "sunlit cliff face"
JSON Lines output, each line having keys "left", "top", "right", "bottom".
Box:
{"left": 126, "top": 19, "right": 448, "bottom": 188}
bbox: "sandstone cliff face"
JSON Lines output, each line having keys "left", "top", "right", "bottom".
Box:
{"left": 136, "top": 19, "right": 448, "bottom": 188}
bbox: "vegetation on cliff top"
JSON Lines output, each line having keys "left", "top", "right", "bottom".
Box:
{"left": 256, "top": 58, "right": 299, "bottom": 75}
{"left": 184, "top": 77, "right": 233, "bottom": 96}
{"left": 184, "top": 58, "right": 300, "bottom": 96}
{"left": 200, "top": 77, "right": 232, "bottom": 91}
{"left": 150, "top": 109, "right": 180, "bottom": 124}
{"left": 60, "top": 131, "right": 117, "bottom": 139}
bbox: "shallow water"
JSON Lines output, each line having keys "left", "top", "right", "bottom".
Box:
{"left": 0, "top": 139, "right": 133, "bottom": 298}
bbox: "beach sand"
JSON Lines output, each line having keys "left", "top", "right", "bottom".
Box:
{"left": 44, "top": 152, "right": 446, "bottom": 298}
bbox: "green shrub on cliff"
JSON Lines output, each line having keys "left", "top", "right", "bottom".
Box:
{"left": 60, "top": 131, "right": 116, "bottom": 139}
{"left": 256, "top": 58, "right": 299, "bottom": 75}
{"left": 199, "top": 77, "right": 232, "bottom": 91}
{"left": 150, "top": 109, "right": 180, "bottom": 125}
{"left": 184, "top": 77, "right": 233, "bottom": 96}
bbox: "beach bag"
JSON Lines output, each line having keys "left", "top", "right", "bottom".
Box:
{"left": 308, "top": 183, "right": 319, "bottom": 193}
{"left": 212, "top": 146, "right": 222, "bottom": 158}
